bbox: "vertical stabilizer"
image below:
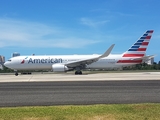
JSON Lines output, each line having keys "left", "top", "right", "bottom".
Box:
{"left": 117, "top": 30, "right": 154, "bottom": 64}
{"left": 123, "top": 30, "right": 154, "bottom": 57}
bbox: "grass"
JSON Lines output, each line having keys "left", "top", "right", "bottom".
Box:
{"left": 0, "top": 104, "right": 160, "bottom": 120}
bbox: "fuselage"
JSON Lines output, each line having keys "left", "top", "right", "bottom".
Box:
{"left": 4, "top": 54, "right": 140, "bottom": 71}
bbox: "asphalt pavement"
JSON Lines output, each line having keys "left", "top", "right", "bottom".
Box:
{"left": 0, "top": 80, "right": 160, "bottom": 107}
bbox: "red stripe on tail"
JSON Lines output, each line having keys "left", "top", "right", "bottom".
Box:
{"left": 137, "top": 48, "right": 146, "bottom": 51}
{"left": 145, "top": 36, "right": 151, "bottom": 39}
{"left": 149, "top": 30, "right": 154, "bottom": 33}
{"left": 142, "top": 42, "right": 149, "bottom": 45}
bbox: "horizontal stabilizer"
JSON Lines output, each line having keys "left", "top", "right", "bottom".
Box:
{"left": 130, "top": 55, "right": 155, "bottom": 61}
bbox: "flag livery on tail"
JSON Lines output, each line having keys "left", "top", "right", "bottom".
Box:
{"left": 118, "top": 30, "right": 154, "bottom": 63}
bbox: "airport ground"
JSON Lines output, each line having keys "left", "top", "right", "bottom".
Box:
{"left": 0, "top": 72, "right": 160, "bottom": 106}
{"left": 1, "top": 71, "right": 160, "bottom": 82}
{"left": 0, "top": 72, "right": 160, "bottom": 120}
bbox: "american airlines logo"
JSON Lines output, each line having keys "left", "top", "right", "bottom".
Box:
{"left": 28, "top": 58, "right": 63, "bottom": 64}
{"left": 21, "top": 57, "right": 28, "bottom": 64}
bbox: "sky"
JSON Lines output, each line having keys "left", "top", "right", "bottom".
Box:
{"left": 0, "top": 0, "right": 160, "bottom": 62}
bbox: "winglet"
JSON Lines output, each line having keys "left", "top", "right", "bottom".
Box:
{"left": 98, "top": 44, "right": 115, "bottom": 59}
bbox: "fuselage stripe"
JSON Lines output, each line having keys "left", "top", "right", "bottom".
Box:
{"left": 123, "top": 54, "right": 144, "bottom": 57}
{"left": 117, "top": 60, "right": 142, "bottom": 63}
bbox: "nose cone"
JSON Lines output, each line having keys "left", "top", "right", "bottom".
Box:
{"left": 4, "top": 60, "right": 14, "bottom": 69}
{"left": 4, "top": 61, "right": 14, "bottom": 70}
{"left": 4, "top": 61, "right": 9, "bottom": 68}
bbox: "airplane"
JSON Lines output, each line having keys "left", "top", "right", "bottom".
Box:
{"left": 4, "top": 30, "right": 154, "bottom": 76}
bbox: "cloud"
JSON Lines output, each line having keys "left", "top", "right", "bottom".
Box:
{"left": 115, "top": 12, "right": 134, "bottom": 17}
{"left": 80, "top": 18, "right": 109, "bottom": 27}
{"left": 0, "top": 18, "right": 100, "bottom": 48}
{"left": 20, "top": 38, "right": 100, "bottom": 49}
{"left": 0, "top": 19, "right": 56, "bottom": 42}
{"left": 50, "top": 38, "right": 100, "bottom": 48}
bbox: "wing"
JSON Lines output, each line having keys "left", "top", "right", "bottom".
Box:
{"left": 65, "top": 44, "right": 115, "bottom": 68}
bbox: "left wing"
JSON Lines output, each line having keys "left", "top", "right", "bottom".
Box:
{"left": 65, "top": 44, "right": 115, "bottom": 68}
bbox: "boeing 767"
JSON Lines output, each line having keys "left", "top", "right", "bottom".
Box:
{"left": 4, "top": 30, "right": 154, "bottom": 76}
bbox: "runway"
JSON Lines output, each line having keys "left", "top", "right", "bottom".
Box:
{"left": 0, "top": 80, "right": 160, "bottom": 107}
{"left": 1, "top": 72, "right": 160, "bottom": 82}
{"left": 0, "top": 72, "right": 160, "bottom": 107}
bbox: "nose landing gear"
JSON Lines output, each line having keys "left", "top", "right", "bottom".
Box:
{"left": 15, "top": 71, "right": 18, "bottom": 76}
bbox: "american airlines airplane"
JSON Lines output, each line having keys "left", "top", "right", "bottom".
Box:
{"left": 4, "top": 30, "right": 154, "bottom": 76}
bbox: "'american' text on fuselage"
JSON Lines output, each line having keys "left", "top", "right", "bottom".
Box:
{"left": 28, "top": 58, "right": 63, "bottom": 64}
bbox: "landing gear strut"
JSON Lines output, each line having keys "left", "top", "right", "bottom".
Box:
{"left": 75, "top": 71, "right": 82, "bottom": 75}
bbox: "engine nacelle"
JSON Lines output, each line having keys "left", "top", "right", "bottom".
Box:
{"left": 52, "top": 64, "right": 69, "bottom": 72}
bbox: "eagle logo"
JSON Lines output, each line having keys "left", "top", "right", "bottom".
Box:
{"left": 21, "top": 57, "right": 28, "bottom": 64}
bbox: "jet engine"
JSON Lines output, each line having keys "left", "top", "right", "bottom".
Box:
{"left": 52, "top": 64, "right": 69, "bottom": 72}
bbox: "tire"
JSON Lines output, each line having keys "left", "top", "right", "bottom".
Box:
{"left": 75, "top": 71, "right": 82, "bottom": 75}
{"left": 15, "top": 72, "right": 18, "bottom": 76}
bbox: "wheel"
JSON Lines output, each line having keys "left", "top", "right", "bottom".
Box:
{"left": 79, "top": 71, "right": 82, "bottom": 75}
{"left": 75, "top": 71, "right": 82, "bottom": 75}
{"left": 75, "top": 71, "right": 78, "bottom": 75}
{"left": 15, "top": 72, "right": 18, "bottom": 76}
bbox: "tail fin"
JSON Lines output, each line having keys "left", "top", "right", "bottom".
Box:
{"left": 123, "top": 30, "right": 154, "bottom": 57}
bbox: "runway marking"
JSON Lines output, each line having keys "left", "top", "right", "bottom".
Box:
{"left": 28, "top": 75, "right": 33, "bottom": 82}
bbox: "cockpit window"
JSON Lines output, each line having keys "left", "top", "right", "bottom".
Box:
{"left": 8, "top": 59, "right": 12, "bottom": 62}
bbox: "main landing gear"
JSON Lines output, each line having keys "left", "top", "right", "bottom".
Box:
{"left": 75, "top": 70, "right": 82, "bottom": 75}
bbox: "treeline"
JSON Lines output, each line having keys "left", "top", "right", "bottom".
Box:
{"left": 0, "top": 66, "right": 14, "bottom": 73}
{"left": 123, "top": 62, "right": 160, "bottom": 70}
{"left": 0, "top": 66, "right": 48, "bottom": 73}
